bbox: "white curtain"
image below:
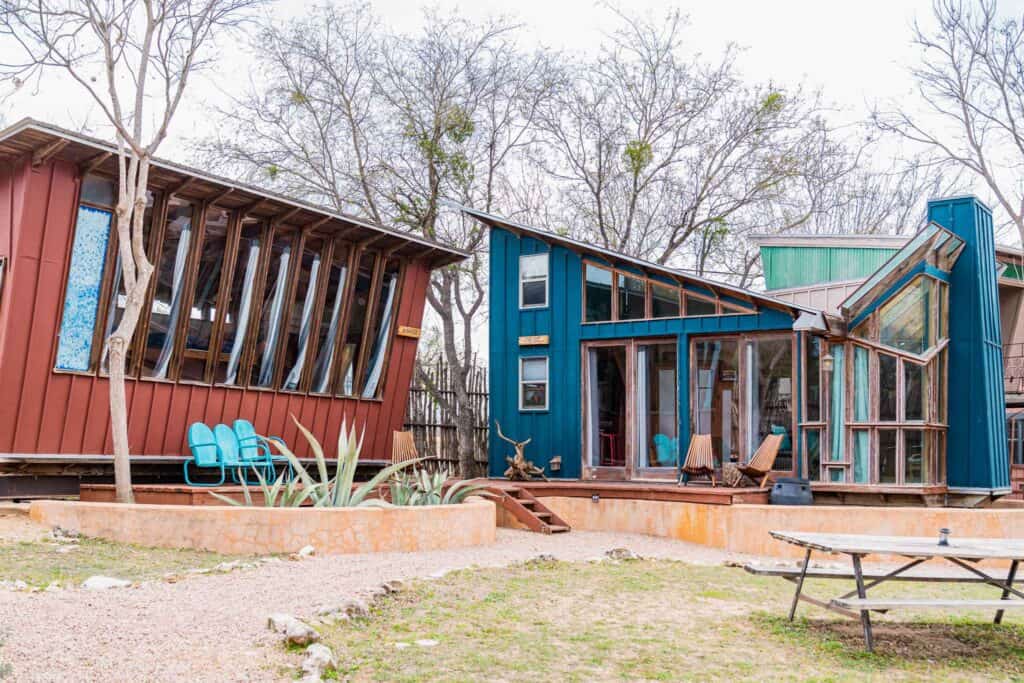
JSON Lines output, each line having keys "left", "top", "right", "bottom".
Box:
{"left": 224, "top": 241, "right": 259, "bottom": 385}
{"left": 310, "top": 265, "right": 347, "bottom": 393}
{"left": 283, "top": 254, "right": 321, "bottom": 390}
{"left": 152, "top": 221, "right": 192, "bottom": 378}
{"left": 257, "top": 247, "right": 290, "bottom": 386}
{"left": 361, "top": 273, "right": 397, "bottom": 397}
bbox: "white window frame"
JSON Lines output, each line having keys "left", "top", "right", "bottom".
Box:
{"left": 519, "top": 253, "right": 549, "bottom": 310}
{"left": 519, "top": 355, "right": 549, "bottom": 411}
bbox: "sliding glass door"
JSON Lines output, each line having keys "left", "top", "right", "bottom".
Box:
{"left": 636, "top": 343, "right": 678, "bottom": 472}
{"left": 584, "top": 344, "right": 629, "bottom": 476}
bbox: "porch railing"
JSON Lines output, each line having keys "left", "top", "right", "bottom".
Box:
{"left": 1005, "top": 343, "right": 1024, "bottom": 395}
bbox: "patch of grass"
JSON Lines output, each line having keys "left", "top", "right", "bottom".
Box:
{"left": 0, "top": 536, "right": 241, "bottom": 587}
{"left": 319, "top": 560, "right": 1024, "bottom": 682}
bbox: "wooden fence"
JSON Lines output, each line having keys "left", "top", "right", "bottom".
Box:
{"left": 403, "top": 359, "right": 489, "bottom": 476}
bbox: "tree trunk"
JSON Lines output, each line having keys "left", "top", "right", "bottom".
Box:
{"left": 107, "top": 335, "right": 134, "bottom": 503}
{"left": 456, "top": 395, "right": 476, "bottom": 477}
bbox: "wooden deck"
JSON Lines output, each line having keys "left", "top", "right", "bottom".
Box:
{"left": 488, "top": 479, "right": 770, "bottom": 505}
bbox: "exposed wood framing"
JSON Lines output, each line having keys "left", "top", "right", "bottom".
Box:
{"left": 79, "top": 151, "right": 112, "bottom": 175}
{"left": 31, "top": 139, "right": 69, "bottom": 167}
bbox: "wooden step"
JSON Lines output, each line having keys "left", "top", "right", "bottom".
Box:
{"left": 548, "top": 525, "right": 570, "bottom": 533}
{"left": 488, "top": 485, "right": 571, "bottom": 534}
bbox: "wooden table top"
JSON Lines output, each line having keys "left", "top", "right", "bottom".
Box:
{"left": 771, "top": 530, "right": 1024, "bottom": 561}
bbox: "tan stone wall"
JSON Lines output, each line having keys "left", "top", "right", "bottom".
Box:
{"left": 526, "top": 497, "right": 1024, "bottom": 560}
{"left": 31, "top": 498, "right": 496, "bottom": 555}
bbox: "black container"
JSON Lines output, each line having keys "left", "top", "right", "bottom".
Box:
{"left": 770, "top": 477, "right": 813, "bottom": 506}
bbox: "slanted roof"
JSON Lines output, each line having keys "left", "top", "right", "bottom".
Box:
{"left": 0, "top": 118, "right": 467, "bottom": 268}
{"left": 840, "top": 222, "right": 964, "bottom": 321}
{"left": 460, "top": 204, "right": 820, "bottom": 316}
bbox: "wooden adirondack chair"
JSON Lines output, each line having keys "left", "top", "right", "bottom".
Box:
{"left": 392, "top": 430, "right": 419, "bottom": 463}
{"left": 678, "top": 434, "right": 716, "bottom": 487}
{"left": 738, "top": 433, "right": 784, "bottom": 488}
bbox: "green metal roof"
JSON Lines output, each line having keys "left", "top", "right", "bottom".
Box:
{"left": 760, "top": 244, "right": 901, "bottom": 290}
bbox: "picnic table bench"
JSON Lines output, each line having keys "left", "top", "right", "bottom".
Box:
{"left": 750, "top": 530, "right": 1024, "bottom": 651}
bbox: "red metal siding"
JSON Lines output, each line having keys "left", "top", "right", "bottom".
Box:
{"left": 0, "top": 159, "right": 432, "bottom": 461}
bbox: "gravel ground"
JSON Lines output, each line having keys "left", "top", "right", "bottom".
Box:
{"left": 0, "top": 528, "right": 754, "bottom": 682}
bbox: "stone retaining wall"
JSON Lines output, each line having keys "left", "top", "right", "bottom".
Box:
{"left": 31, "top": 498, "right": 496, "bottom": 555}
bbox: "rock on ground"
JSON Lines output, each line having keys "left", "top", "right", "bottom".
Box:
{"left": 81, "top": 576, "right": 131, "bottom": 590}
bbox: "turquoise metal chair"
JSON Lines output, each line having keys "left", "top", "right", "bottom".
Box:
{"left": 212, "top": 423, "right": 248, "bottom": 484}
{"left": 653, "top": 433, "right": 678, "bottom": 467}
{"left": 184, "top": 422, "right": 226, "bottom": 487}
{"left": 232, "top": 419, "right": 291, "bottom": 481}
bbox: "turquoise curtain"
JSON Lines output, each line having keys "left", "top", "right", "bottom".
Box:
{"left": 829, "top": 346, "right": 845, "bottom": 463}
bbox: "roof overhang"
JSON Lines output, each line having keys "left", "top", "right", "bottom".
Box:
{"left": 459, "top": 204, "right": 822, "bottom": 318}
{"left": 0, "top": 118, "right": 468, "bottom": 269}
{"left": 839, "top": 222, "right": 964, "bottom": 321}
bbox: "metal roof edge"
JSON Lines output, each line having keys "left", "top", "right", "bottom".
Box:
{"left": 0, "top": 118, "right": 468, "bottom": 262}
{"left": 458, "top": 203, "right": 823, "bottom": 317}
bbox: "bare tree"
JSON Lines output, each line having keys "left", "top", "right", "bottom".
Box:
{"left": 199, "top": 3, "right": 556, "bottom": 476}
{"left": 535, "top": 8, "right": 831, "bottom": 268}
{"left": 0, "top": 0, "right": 260, "bottom": 502}
{"left": 875, "top": 0, "right": 1024, "bottom": 242}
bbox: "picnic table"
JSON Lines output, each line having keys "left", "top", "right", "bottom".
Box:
{"left": 747, "top": 530, "right": 1024, "bottom": 651}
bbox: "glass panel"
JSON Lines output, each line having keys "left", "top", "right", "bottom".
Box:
{"left": 617, "top": 273, "right": 646, "bottom": 320}
{"left": 280, "top": 237, "right": 324, "bottom": 391}
{"left": 362, "top": 259, "right": 401, "bottom": 398}
{"left": 586, "top": 346, "right": 626, "bottom": 465}
{"left": 805, "top": 336, "right": 821, "bottom": 422}
{"left": 938, "top": 349, "right": 947, "bottom": 423}
{"left": 521, "top": 357, "right": 548, "bottom": 409}
{"left": 584, "top": 264, "right": 612, "bottom": 322}
{"left": 828, "top": 467, "right": 846, "bottom": 483}
{"left": 179, "top": 207, "right": 230, "bottom": 382}
{"left": 651, "top": 283, "right": 680, "bottom": 318}
{"left": 938, "top": 282, "right": 948, "bottom": 340}
{"left": 805, "top": 428, "right": 820, "bottom": 481}
{"left": 879, "top": 353, "right": 897, "bottom": 421}
{"left": 637, "top": 343, "right": 678, "bottom": 468}
{"left": 55, "top": 206, "right": 113, "bottom": 371}
{"left": 141, "top": 198, "right": 194, "bottom": 379}
{"left": 904, "top": 429, "right": 925, "bottom": 483}
{"left": 879, "top": 429, "right": 897, "bottom": 483}
{"left": 904, "top": 360, "right": 927, "bottom": 422}
{"left": 853, "top": 346, "right": 870, "bottom": 422}
{"left": 851, "top": 318, "right": 871, "bottom": 341}
{"left": 249, "top": 230, "right": 295, "bottom": 388}
{"left": 216, "top": 219, "right": 262, "bottom": 385}
{"left": 100, "top": 191, "right": 156, "bottom": 374}
{"left": 80, "top": 175, "right": 116, "bottom": 207}
{"left": 853, "top": 429, "right": 870, "bottom": 483}
{"left": 879, "top": 276, "right": 931, "bottom": 354}
{"left": 749, "top": 337, "right": 793, "bottom": 471}
{"left": 829, "top": 345, "right": 845, "bottom": 462}
{"left": 520, "top": 253, "right": 547, "bottom": 308}
{"left": 685, "top": 295, "right": 717, "bottom": 316}
{"left": 692, "top": 339, "right": 740, "bottom": 465}
{"left": 309, "top": 245, "right": 349, "bottom": 394}
{"left": 337, "top": 251, "right": 376, "bottom": 396}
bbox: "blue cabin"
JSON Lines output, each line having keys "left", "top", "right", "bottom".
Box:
{"left": 465, "top": 195, "right": 1012, "bottom": 505}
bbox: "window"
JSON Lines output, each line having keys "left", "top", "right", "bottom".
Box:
{"left": 878, "top": 276, "right": 932, "bottom": 354}
{"left": 249, "top": 230, "right": 295, "bottom": 388}
{"left": 685, "top": 294, "right": 717, "bottom": 316}
{"left": 519, "top": 253, "right": 548, "bottom": 309}
{"left": 904, "top": 430, "right": 926, "bottom": 483}
{"left": 879, "top": 429, "right": 897, "bottom": 484}
{"left": 519, "top": 356, "right": 548, "bottom": 410}
{"left": 140, "top": 198, "right": 194, "bottom": 379}
{"left": 362, "top": 259, "right": 401, "bottom": 398}
{"left": 309, "top": 244, "right": 349, "bottom": 394}
{"left": 55, "top": 204, "right": 114, "bottom": 371}
{"left": 617, "top": 273, "right": 646, "bottom": 320}
{"left": 180, "top": 207, "right": 231, "bottom": 382}
{"left": 878, "top": 353, "right": 897, "bottom": 421}
{"left": 747, "top": 337, "right": 793, "bottom": 471}
{"left": 651, "top": 283, "right": 680, "bottom": 318}
{"left": 337, "top": 251, "right": 376, "bottom": 396}
{"left": 904, "top": 360, "right": 927, "bottom": 422}
{"left": 584, "top": 264, "right": 613, "bottom": 322}
{"left": 805, "top": 336, "right": 822, "bottom": 422}
{"left": 281, "top": 236, "right": 325, "bottom": 391}
{"left": 636, "top": 343, "right": 678, "bottom": 468}
{"left": 216, "top": 218, "right": 263, "bottom": 385}
{"left": 805, "top": 429, "right": 821, "bottom": 481}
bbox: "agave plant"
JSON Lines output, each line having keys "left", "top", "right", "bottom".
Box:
{"left": 389, "top": 467, "right": 488, "bottom": 506}
{"left": 212, "top": 416, "right": 421, "bottom": 508}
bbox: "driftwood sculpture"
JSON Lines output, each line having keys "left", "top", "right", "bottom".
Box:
{"left": 495, "top": 421, "right": 547, "bottom": 481}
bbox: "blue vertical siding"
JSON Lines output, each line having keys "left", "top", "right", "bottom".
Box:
{"left": 488, "top": 226, "right": 797, "bottom": 478}
{"left": 928, "top": 197, "right": 1009, "bottom": 491}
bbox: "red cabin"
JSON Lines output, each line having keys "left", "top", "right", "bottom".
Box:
{"left": 0, "top": 119, "right": 464, "bottom": 496}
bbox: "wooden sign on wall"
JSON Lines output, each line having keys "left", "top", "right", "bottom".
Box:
{"left": 518, "top": 335, "right": 549, "bottom": 346}
{"left": 397, "top": 325, "right": 421, "bottom": 339}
